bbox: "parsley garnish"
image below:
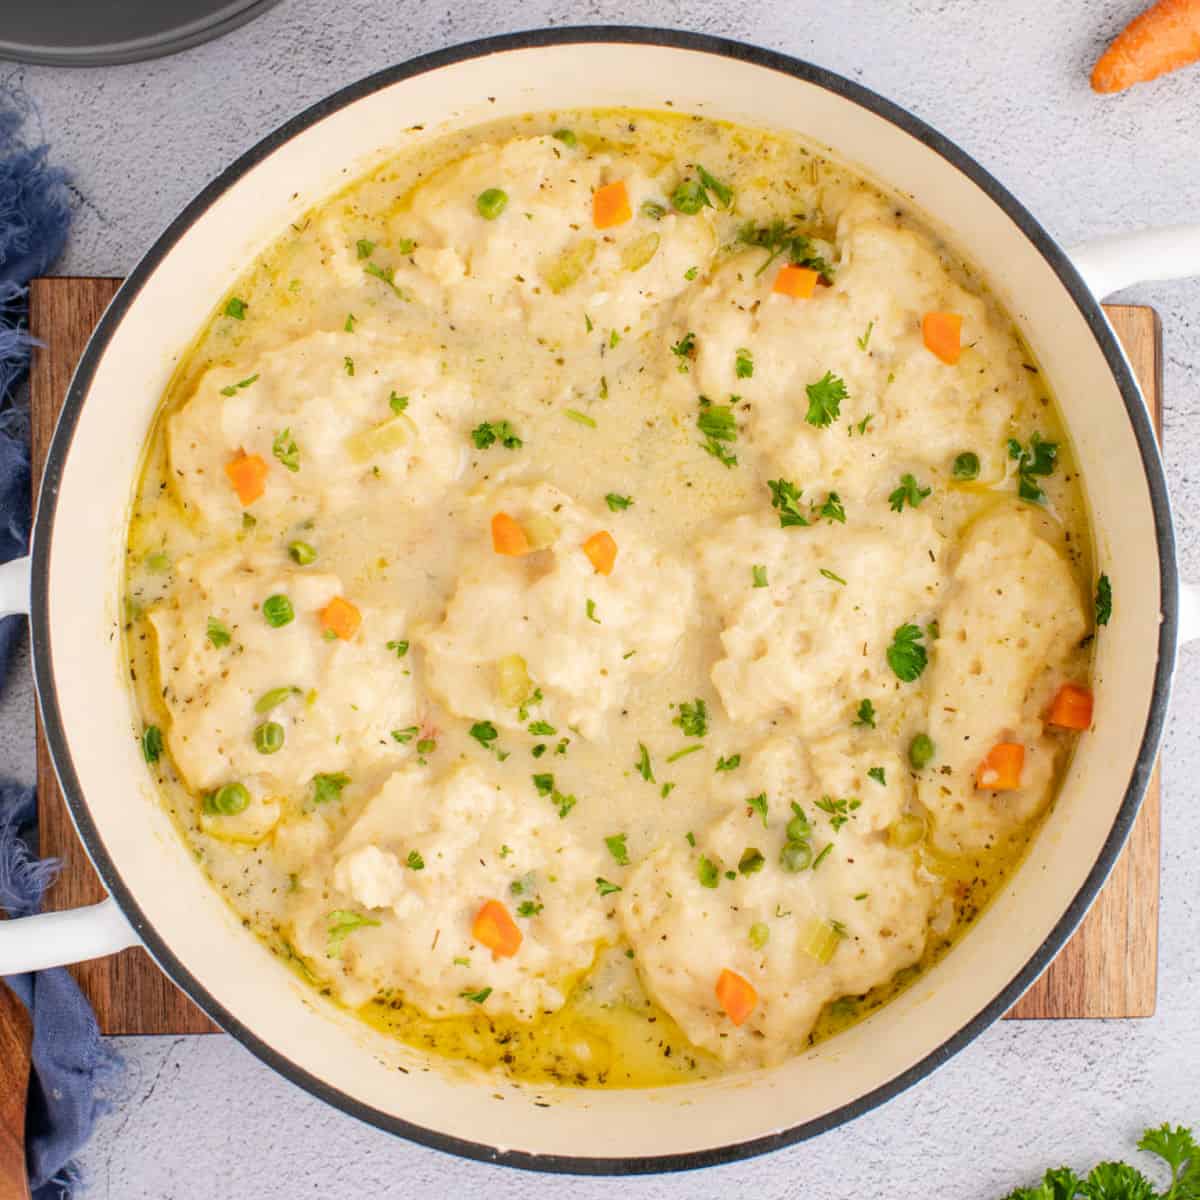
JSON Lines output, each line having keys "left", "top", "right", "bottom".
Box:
{"left": 815, "top": 492, "right": 846, "bottom": 524}
{"left": 141, "top": 725, "right": 163, "bottom": 764}
{"left": 674, "top": 698, "right": 708, "bottom": 738}
{"left": 853, "top": 698, "right": 876, "bottom": 728}
{"left": 768, "top": 478, "right": 810, "bottom": 528}
{"left": 1096, "top": 573, "right": 1112, "bottom": 626}
{"left": 343, "top": 356, "right": 355, "bottom": 377}
{"left": 206, "top": 616, "right": 231, "bottom": 648}
{"left": 671, "top": 331, "right": 697, "bottom": 372}
{"left": 812, "top": 844, "right": 833, "bottom": 870}
{"left": 695, "top": 164, "right": 733, "bottom": 208}
{"left": 697, "top": 855, "right": 720, "bottom": 888}
{"left": 219, "top": 373, "right": 258, "bottom": 397}
{"left": 815, "top": 794, "right": 861, "bottom": 833}
{"left": 469, "top": 721, "right": 499, "bottom": 749}
{"left": 565, "top": 409, "right": 597, "bottom": 428}
{"left": 553, "top": 789, "right": 577, "bottom": 818}
{"left": 406, "top": 850, "right": 424, "bottom": 871}
{"left": 605, "top": 493, "right": 633, "bottom": 512}
{"left": 517, "top": 900, "right": 543, "bottom": 917}
{"left": 471, "top": 420, "right": 522, "bottom": 450}
{"left": 356, "top": 238, "right": 375, "bottom": 259}
{"left": 364, "top": 260, "right": 406, "bottom": 297}
{"left": 586, "top": 598, "right": 600, "bottom": 624}
{"left": 666, "top": 744, "right": 703, "bottom": 764}
{"left": 716, "top": 754, "right": 742, "bottom": 772}
{"left": 752, "top": 564, "right": 768, "bottom": 588}
{"left": 528, "top": 720, "right": 556, "bottom": 736}
{"left": 698, "top": 402, "right": 738, "bottom": 468}
{"left": 889, "top": 473, "right": 931, "bottom": 512}
{"left": 605, "top": 833, "right": 630, "bottom": 866}
{"left": 391, "top": 727, "right": 418, "bottom": 744}
{"left": 819, "top": 568, "right": 847, "bottom": 585}
{"left": 596, "top": 877, "right": 622, "bottom": 896}
{"left": 737, "top": 220, "right": 833, "bottom": 279}
{"left": 272, "top": 428, "right": 300, "bottom": 472}
{"left": 224, "top": 297, "right": 248, "bottom": 320}
{"left": 867, "top": 766, "right": 886, "bottom": 786}
{"left": 735, "top": 347, "right": 754, "bottom": 379}
{"left": 887, "top": 624, "right": 928, "bottom": 682}
{"left": 460, "top": 987, "right": 492, "bottom": 1004}
{"left": 344, "top": 313, "right": 357, "bottom": 332}
{"left": 635, "top": 742, "right": 654, "bottom": 782}
{"left": 386, "top": 639, "right": 409, "bottom": 657}
{"left": 388, "top": 392, "right": 408, "bottom": 414}
{"left": 857, "top": 321, "right": 874, "bottom": 350}
{"left": 684, "top": 265, "right": 699, "bottom": 280}
{"left": 805, "top": 371, "right": 848, "bottom": 427}
{"left": 312, "top": 773, "right": 351, "bottom": 804}
{"left": 326, "top": 910, "right": 379, "bottom": 957}
{"left": 746, "top": 793, "right": 768, "bottom": 827}
{"left": 532, "top": 773, "right": 555, "bottom": 796}
{"left": 1008, "top": 433, "right": 1058, "bottom": 504}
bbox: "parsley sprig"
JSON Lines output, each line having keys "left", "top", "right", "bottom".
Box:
{"left": 1008, "top": 433, "right": 1058, "bottom": 504}
{"left": 887, "top": 624, "right": 928, "bottom": 682}
{"left": 737, "top": 220, "right": 834, "bottom": 279}
{"left": 472, "top": 420, "right": 522, "bottom": 450}
{"left": 697, "top": 399, "right": 738, "bottom": 468}
{"left": 888, "top": 473, "right": 931, "bottom": 512}
{"left": 805, "top": 371, "right": 848, "bottom": 427}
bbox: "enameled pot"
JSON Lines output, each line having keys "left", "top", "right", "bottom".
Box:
{"left": 2, "top": 27, "right": 1199, "bottom": 1174}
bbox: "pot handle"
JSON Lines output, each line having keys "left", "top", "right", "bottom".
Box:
{"left": 1068, "top": 223, "right": 1200, "bottom": 299}
{"left": 0, "top": 899, "right": 139, "bottom": 975}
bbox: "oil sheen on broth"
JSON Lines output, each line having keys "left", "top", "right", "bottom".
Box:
{"left": 123, "top": 109, "right": 1096, "bottom": 1087}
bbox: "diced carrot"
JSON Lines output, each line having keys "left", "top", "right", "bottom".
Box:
{"left": 772, "top": 264, "right": 819, "bottom": 299}
{"left": 922, "top": 312, "right": 963, "bottom": 364}
{"left": 1091, "top": 0, "right": 1200, "bottom": 93}
{"left": 976, "top": 742, "right": 1025, "bottom": 791}
{"left": 491, "top": 512, "right": 531, "bottom": 557}
{"left": 1046, "top": 683, "right": 1094, "bottom": 731}
{"left": 715, "top": 968, "right": 757, "bottom": 1026}
{"left": 472, "top": 899, "right": 522, "bottom": 959}
{"left": 319, "top": 596, "right": 361, "bottom": 641}
{"left": 593, "top": 181, "right": 632, "bottom": 230}
{"left": 225, "top": 451, "right": 268, "bottom": 506}
{"left": 582, "top": 530, "right": 617, "bottom": 575}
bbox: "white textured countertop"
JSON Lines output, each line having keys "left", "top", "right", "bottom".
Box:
{"left": 3, "top": 1, "right": 1199, "bottom": 1195}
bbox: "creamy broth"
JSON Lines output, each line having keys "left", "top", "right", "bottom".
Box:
{"left": 124, "top": 110, "right": 1094, "bottom": 1086}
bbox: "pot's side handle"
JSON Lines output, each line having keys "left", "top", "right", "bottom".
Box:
{"left": 1068, "top": 224, "right": 1200, "bottom": 299}
{"left": 0, "top": 899, "right": 139, "bottom": 974}
{"left": 0, "top": 556, "right": 30, "bottom": 619}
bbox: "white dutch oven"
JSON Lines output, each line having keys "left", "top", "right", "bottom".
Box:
{"left": 1, "top": 28, "right": 1198, "bottom": 1173}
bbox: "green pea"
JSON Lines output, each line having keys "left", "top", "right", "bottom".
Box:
{"left": 254, "top": 722, "right": 284, "bottom": 754}
{"left": 262, "top": 594, "right": 294, "bottom": 627}
{"left": 255, "top": 686, "right": 298, "bottom": 714}
{"left": 952, "top": 451, "right": 980, "bottom": 481}
{"left": 207, "top": 782, "right": 249, "bottom": 816}
{"left": 476, "top": 188, "right": 508, "bottom": 220}
{"left": 671, "top": 180, "right": 709, "bottom": 215}
{"left": 551, "top": 128, "right": 577, "bottom": 147}
{"left": 288, "top": 541, "right": 317, "bottom": 565}
{"left": 779, "top": 840, "right": 813, "bottom": 873}
{"left": 908, "top": 733, "right": 935, "bottom": 770}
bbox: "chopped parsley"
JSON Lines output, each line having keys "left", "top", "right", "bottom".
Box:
{"left": 737, "top": 220, "right": 834, "bottom": 279}
{"left": 1008, "top": 433, "right": 1058, "bottom": 504}
{"left": 528, "top": 720, "right": 556, "bottom": 736}
{"left": 819, "top": 567, "right": 847, "bottom": 585}
{"left": 746, "top": 792, "right": 768, "bottom": 827}
{"left": 596, "top": 877, "right": 622, "bottom": 896}
{"left": 141, "top": 725, "right": 163, "bottom": 764}
{"left": 671, "top": 179, "right": 710, "bottom": 215}
{"left": 684, "top": 265, "right": 699, "bottom": 280}
{"left": 469, "top": 721, "right": 499, "bottom": 750}
{"left": 1096, "top": 573, "right": 1112, "bottom": 626}
{"left": 695, "top": 164, "right": 733, "bottom": 208}
{"left": 386, "top": 639, "right": 409, "bottom": 657}
{"left": 812, "top": 844, "right": 833, "bottom": 870}
{"left": 326, "top": 910, "right": 379, "bottom": 957}
{"left": 767, "top": 478, "right": 810, "bottom": 528}
{"left": 355, "top": 239, "right": 375, "bottom": 259}
{"left": 416, "top": 738, "right": 436, "bottom": 756}
{"left": 752, "top": 564, "right": 768, "bottom": 588}
{"left": 532, "top": 773, "right": 555, "bottom": 796}
{"left": 715, "top": 754, "right": 741, "bottom": 772}
{"left": 460, "top": 987, "right": 492, "bottom": 1004}
{"left": 635, "top": 742, "right": 654, "bottom": 782}
{"left": 586, "top": 598, "right": 600, "bottom": 624}
{"left": 671, "top": 331, "right": 696, "bottom": 372}
{"left": 887, "top": 624, "right": 928, "bottom": 682}
{"left": 272, "top": 428, "right": 300, "bottom": 472}
{"left": 344, "top": 313, "right": 357, "bottom": 332}
{"left": 219, "top": 373, "right": 258, "bottom": 397}
{"left": 224, "top": 297, "right": 248, "bottom": 320}
{"left": 553, "top": 790, "right": 577, "bottom": 818}
{"left": 666, "top": 744, "right": 703, "bottom": 764}
{"left": 389, "top": 392, "right": 409, "bottom": 414}
{"left": 364, "top": 260, "right": 406, "bottom": 297}
{"left": 697, "top": 855, "right": 720, "bottom": 888}
{"left": 605, "top": 833, "right": 630, "bottom": 866}
{"left": 343, "top": 355, "right": 355, "bottom": 377}
{"left": 739, "top": 847, "right": 765, "bottom": 875}
{"left": 565, "top": 408, "right": 597, "bottom": 428}
{"left": 857, "top": 321, "right": 874, "bottom": 350}
{"left": 867, "top": 766, "right": 887, "bottom": 786}
{"left": 816, "top": 794, "right": 861, "bottom": 833}
{"left": 815, "top": 492, "right": 846, "bottom": 524}
{"left": 674, "top": 698, "right": 708, "bottom": 738}
{"left": 698, "top": 402, "right": 738, "bottom": 468}
{"left": 206, "top": 616, "right": 231, "bottom": 648}
{"left": 552, "top": 128, "right": 577, "bottom": 147}
{"left": 952, "top": 451, "right": 980, "bottom": 480}
{"left": 517, "top": 900, "right": 543, "bottom": 917}
{"left": 735, "top": 347, "right": 754, "bottom": 379}
{"left": 853, "top": 699, "right": 876, "bottom": 727}
{"left": 406, "top": 850, "right": 424, "bottom": 871}
{"left": 312, "top": 773, "right": 351, "bottom": 805}
{"left": 889, "top": 473, "right": 931, "bottom": 512}
{"left": 805, "top": 371, "right": 848, "bottom": 427}
{"left": 391, "top": 726, "right": 418, "bottom": 744}
{"left": 605, "top": 493, "right": 633, "bottom": 512}
{"left": 471, "top": 420, "right": 522, "bottom": 450}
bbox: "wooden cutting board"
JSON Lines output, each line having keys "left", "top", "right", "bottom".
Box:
{"left": 26, "top": 277, "right": 1161, "bottom": 1032}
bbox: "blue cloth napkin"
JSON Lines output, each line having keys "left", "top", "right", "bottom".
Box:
{"left": 0, "top": 85, "right": 121, "bottom": 1200}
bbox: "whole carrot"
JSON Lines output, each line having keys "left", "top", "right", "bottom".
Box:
{"left": 1091, "top": 0, "right": 1200, "bottom": 92}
